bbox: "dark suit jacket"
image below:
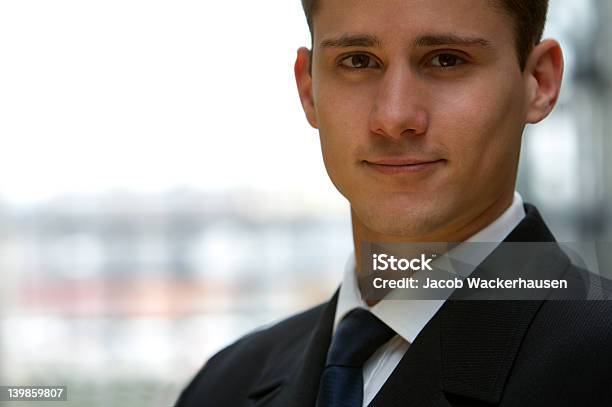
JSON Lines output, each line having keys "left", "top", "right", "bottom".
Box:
{"left": 176, "top": 204, "right": 612, "bottom": 407}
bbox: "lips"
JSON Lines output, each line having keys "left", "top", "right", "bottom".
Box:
{"left": 364, "top": 157, "right": 445, "bottom": 175}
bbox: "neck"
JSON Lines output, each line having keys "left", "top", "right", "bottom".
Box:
{"left": 352, "top": 190, "right": 516, "bottom": 306}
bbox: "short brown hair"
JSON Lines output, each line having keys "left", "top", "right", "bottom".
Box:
{"left": 300, "top": 0, "right": 548, "bottom": 70}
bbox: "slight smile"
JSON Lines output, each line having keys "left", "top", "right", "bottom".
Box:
{"left": 364, "top": 158, "right": 446, "bottom": 175}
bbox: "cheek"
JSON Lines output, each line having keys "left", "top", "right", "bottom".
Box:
{"left": 315, "top": 79, "right": 373, "bottom": 132}
{"left": 431, "top": 74, "right": 526, "bottom": 177}
{"left": 315, "top": 85, "right": 372, "bottom": 172}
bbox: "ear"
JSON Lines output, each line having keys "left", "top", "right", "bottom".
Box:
{"left": 524, "top": 39, "right": 564, "bottom": 124}
{"left": 294, "top": 47, "right": 318, "bottom": 129}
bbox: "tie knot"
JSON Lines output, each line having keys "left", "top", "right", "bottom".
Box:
{"left": 327, "top": 308, "right": 395, "bottom": 368}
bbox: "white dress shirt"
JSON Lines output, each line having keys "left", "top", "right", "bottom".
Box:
{"left": 333, "top": 191, "right": 526, "bottom": 407}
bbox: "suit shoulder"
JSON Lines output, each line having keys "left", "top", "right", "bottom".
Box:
{"left": 239, "top": 300, "right": 328, "bottom": 349}
{"left": 524, "top": 299, "right": 612, "bottom": 367}
{"left": 506, "top": 300, "right": 612, "bottom": 402}
{"left": 209, "top": 299, "right": 327, "bottom": 367}
{"left": 537, "top": 299, "right": 612, "bottom": 338}
{"left": 175, "top": 301, "right": 328, "bottom": 406}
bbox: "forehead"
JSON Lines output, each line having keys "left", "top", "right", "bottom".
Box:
{"left": 313, "top": 0, "right": 514, "bottom": 49}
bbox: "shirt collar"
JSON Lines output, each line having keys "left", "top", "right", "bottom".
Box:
{"left": 334, "top": 191, "right": 526, "bottom": 342}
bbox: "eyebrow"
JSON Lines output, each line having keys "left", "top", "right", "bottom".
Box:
{"left": 319, "top": 34, "right": 382, "bottom": 49}
{"left": 413, "top": 34, "right": 492, "bottom": 48}
{"left": 318, "top": 33, "right": 492, "bottom": 49}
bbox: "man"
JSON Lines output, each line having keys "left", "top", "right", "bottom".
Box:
{"left": 176, "top": 1, "right": 612, "bottom": 406}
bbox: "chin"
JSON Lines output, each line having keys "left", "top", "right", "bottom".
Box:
{"left": 355, "top": 200, "right": 449, "bottom": 241}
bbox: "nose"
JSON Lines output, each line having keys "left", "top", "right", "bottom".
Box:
{"left": 369, "top": 65, "right": 429, "bottom": 140}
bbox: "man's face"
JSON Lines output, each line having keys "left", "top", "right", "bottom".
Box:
{"left": 301, "top": 0, "right": 535, "bottom": 241}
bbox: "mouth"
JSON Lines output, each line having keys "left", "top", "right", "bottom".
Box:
{"left": 363, "top": 158, "right": 446, "bottom": 175}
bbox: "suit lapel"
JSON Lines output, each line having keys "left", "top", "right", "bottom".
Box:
{"left": 438, "top": 300, "right": 543, "bottom": 403}
{"left": 247, "top": 290, "right": 338, "bottom": 407}
{"left": 370, "top": 204, "right": 571, "bottom": 406}
{"left": 439, "top": 205, "right": 574, "bottom": 403}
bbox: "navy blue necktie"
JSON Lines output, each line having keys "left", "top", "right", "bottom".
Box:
{"left": 316, "top": 308, "right": 396, "bottom": 407}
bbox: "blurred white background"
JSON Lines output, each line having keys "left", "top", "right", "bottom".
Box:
{"left": 1, "top": 0, "right": 611, "bottom": 405}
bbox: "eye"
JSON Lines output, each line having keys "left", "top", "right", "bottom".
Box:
{"left": 338, "top": 54, "right": 379, "bottom": 70}
{"left": 429, "top": 53, "right": 466, "bottom": 68}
